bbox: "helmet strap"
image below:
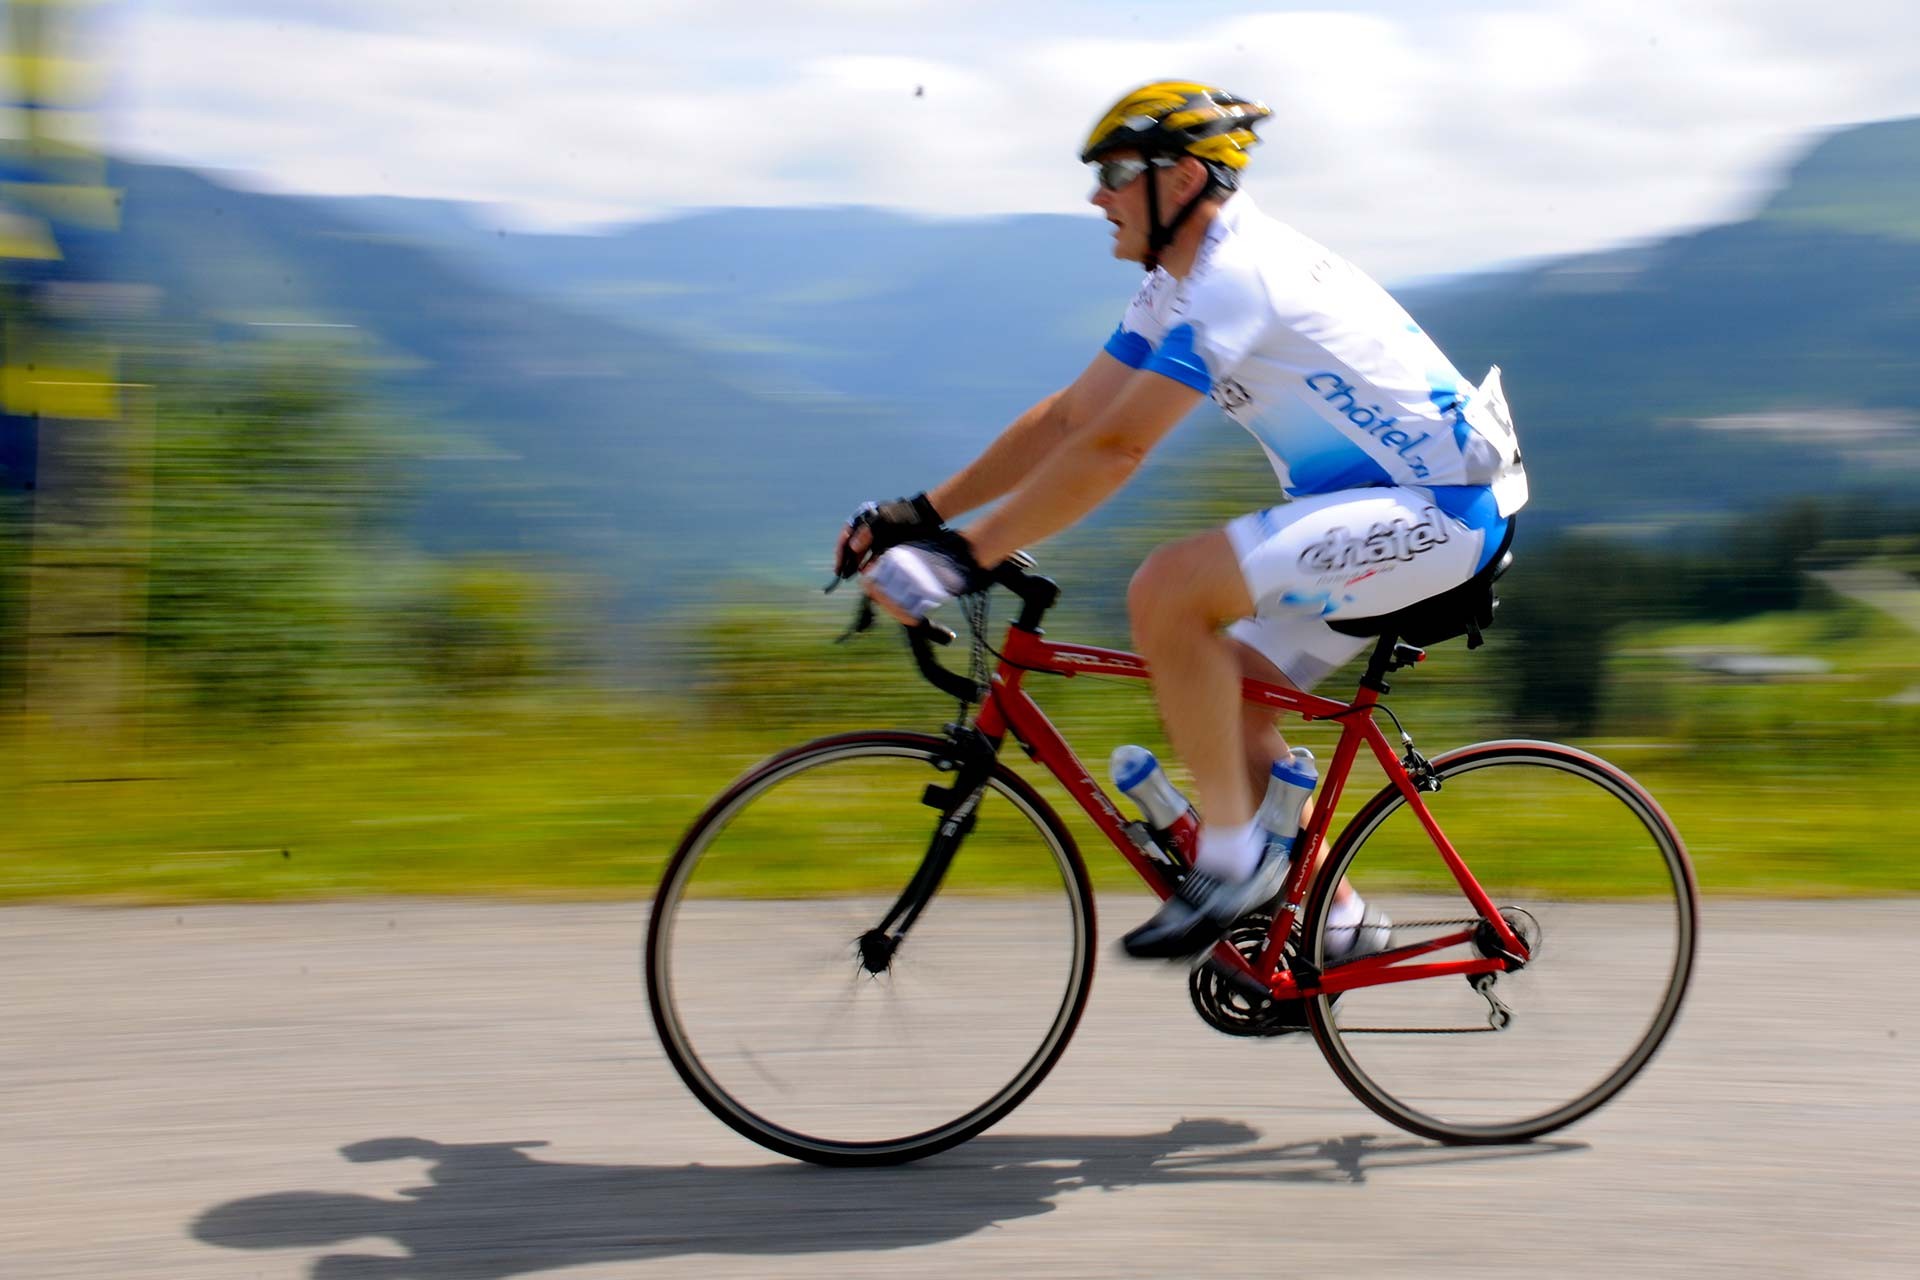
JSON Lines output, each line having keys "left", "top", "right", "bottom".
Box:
{"left": 1141, "top": 163, "right": 1163, "bottom": 273}
{"left": 1142, "top": 161, "right": 1208, "bottom": 275}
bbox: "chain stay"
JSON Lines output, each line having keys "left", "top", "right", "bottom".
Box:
{"left": 1321, "top": 916, "right": 1516, "bottom": 1034}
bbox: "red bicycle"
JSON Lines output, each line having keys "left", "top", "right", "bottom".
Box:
{"left": 646, "top": 548, "right": 1698, "bottom": 1166}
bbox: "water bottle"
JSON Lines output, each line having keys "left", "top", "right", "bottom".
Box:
{"left": 1109, "top": 745, "right": 1199, "bottom": 859}
{"left": 1253, "top": 747, "right": 1318, "bottom": 875}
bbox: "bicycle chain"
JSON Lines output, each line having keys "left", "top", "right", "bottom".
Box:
{"left": 964, "top": 592, "right": 991, "bottom": 698}
{"left": 1320, "top": 916, "right": 1480, "bottom": 946}
{"left": 1337, "top": 1024, "right": 1502, "bottom": 1035}
{"left": 1319, "top": 917, "right": 1510, "bottom": 1035}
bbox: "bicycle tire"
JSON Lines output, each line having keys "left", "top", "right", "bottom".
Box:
{"left": 646, "top": 730, "right": 1097, "bottom": 1166}
{"left": 1303, "top": 740, "right": 1698, "bottom": 1144}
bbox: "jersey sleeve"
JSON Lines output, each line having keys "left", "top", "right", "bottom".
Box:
{"left": 1103, "top": 325, "right": 1152, "bottom": 369}
{"left": 1142, "top": 262, "right": 1270, "bottom": 393}
{"left": 1104, "top": 269, "right": 1173, "bottom": 369}
{"left": 1138, "top": 322, "right": 1211, "bottom": 392}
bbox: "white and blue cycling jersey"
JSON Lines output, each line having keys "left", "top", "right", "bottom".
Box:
{"left": 1105, "top": 192, "right": 1527, "bottom": 560}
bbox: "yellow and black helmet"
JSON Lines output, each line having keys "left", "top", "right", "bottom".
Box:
{"left": 1078, "top": 81, "right": 1271, "bottom": 174}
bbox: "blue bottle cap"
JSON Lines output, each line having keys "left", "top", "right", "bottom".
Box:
{"left": 1113, "top": 747, "right": 1159, "bottom": 791}
{"left": 1268, "top": 757, "right": 1318, "bottom": 790}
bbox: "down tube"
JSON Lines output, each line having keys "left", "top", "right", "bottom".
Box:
{"left": 991, "top": 688, "right": 1182, "bottom": 899}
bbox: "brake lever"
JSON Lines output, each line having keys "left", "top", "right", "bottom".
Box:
{"left": 836, "top": 599, "right": 956, "bottom": 648}
{"left": 824, "top": 549, "right": 862, "bottom": 593}
{"left": 835, "top": 595, "right": 875, "bottom": 643}
{"left": 914, "top": 619, "right": 957, "bottom": 646}
{"left": 824, "top": 542, "right": 866, "bottom": 592}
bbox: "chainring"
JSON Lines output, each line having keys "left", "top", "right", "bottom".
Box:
{"left": 1188, "top": 916, "right": 1312, "bottom": 1038}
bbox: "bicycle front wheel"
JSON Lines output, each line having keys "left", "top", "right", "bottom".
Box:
{"left": 1305, "top": 741, "right": 1698, "bottom": 1144}
{"left": 646, "top": 730, "right": 1096, "bottom": 1166}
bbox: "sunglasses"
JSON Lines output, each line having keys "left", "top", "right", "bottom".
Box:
{"left": 1090, "top": 156, "right": 1174, "bottom": 192}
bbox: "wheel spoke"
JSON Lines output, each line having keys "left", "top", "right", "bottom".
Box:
{"left": 1305, "top": 743, "right": 1697, "bottom": 1143}
{"left": 646, "top": 734, "right": 1095, "bottom": 1165}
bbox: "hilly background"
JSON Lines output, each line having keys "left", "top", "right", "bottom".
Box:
{"left": 93, "top": 116, "right": 1920, "bottom": 606}
{"left": 9, "top": 115, "right": 1920, "bottom": 906}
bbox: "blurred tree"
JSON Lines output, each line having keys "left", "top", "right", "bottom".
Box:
{"left": 1497, "top": 538, "right": 1651, "bottom": 736}
{"left": 0, "top": 283, "right": 35, "bottom": 709}
{"left": 1494, "top": 493, "right": 1920, "bottom": 735}
{"left": 141, "top": 350, "right": 406, "bottom": 717}
{"left": 672, "top": 594, "right": 952, "bottom": 735}
{"left": 1686, "top": 499, "right": 1825, "bottom": 618}
{"left": 400, "top": 557, "right": 587, "bottom": 694}
{"left": 132, "top": 345, "right": 593, "bottom": 723}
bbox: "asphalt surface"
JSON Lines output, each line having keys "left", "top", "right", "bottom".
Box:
{"left": 8, "top": 899, "right": 1918, "bottom": 1278}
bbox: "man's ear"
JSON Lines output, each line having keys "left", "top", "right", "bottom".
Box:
{"left": 1175, "top": 156, "right": 1212, "bottom": 202}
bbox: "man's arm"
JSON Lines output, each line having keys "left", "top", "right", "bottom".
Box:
{"left": 963, "top": 369, "right": 1203, "bottom": 567}
{"left": 837, "top": 350, "right": 1136, "bottom": 572}
{"left": 927, "top": 351, "right": 1137, "bottom": 520}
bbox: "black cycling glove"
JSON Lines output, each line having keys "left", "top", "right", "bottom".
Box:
{"left": 836, "top": 492, "right": 944, "bottom": 577}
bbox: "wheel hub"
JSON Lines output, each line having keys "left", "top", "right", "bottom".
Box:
{"left": 1473, "top": 907, "right": 1542, "bottom": 970}
{"left": 856, "top": 928, "right": 898, "bottom": 975}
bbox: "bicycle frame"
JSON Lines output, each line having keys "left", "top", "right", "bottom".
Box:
{"left": 971, "top": 625, "right": 1531, "bottom": 1003}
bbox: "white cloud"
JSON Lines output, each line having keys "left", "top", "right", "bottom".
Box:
{"left": 106, "top": 1, "right": 1920, "bottom": 278}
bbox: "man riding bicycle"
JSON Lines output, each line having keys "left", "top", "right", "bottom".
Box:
{"left": 838, "top": 81, "right": 1527, "bottom": 962}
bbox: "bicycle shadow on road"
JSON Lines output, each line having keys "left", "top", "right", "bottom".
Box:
{"left": 193, "top": 1123, "right": 1580, "bottom": 1279}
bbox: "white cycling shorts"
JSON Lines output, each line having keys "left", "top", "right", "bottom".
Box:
{"left": 1223, "top": 486, "right": 1507, "bottom": 691}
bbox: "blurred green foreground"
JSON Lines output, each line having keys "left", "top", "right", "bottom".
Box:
{"left": 4, "top": 451, "right": 1918, "bottom": 902}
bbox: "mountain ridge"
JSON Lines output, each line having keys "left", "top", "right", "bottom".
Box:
{"left": 100, "top": 161, "right": 953, "bottom": 597}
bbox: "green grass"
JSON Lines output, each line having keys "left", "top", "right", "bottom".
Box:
{"left": 4, "top": 702, "right": 738, "bottom": 901}
{"left": 4, "top": 597, "right": 1917, "bottom": 902}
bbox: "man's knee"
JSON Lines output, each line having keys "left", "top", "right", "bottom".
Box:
{"left": 1128, "top": 533, "right": 1253, "bottom": 640}
{"left": 1127, "top": 546, "right": 1184, "bottom": 636}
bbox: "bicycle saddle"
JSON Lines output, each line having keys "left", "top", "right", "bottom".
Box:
{"left": 1326, "top": 518, "right": 1516, "bottom": 650}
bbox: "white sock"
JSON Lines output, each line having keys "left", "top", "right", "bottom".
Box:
{"left": 1194, "top": 818, "right": 1264, "bottom": 882}
{"left": 1328, "top": 893, "right": 1366, "bottom": 932}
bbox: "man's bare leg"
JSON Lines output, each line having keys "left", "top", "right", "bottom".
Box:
{"left": 1121, "top": 529, "right": 1289, "bottom": 956}
{"left": 1127, "top": 530, "right": 1261, "bottom": 840}
{"left": 1235, "top": 640, "right": 1290, "bottom": 798}
{"left": 1123, "top": 529, "right": 1375, "bottom": 957}
{"left": 1233, "top": 642, "right": 1358, "bottom": 908}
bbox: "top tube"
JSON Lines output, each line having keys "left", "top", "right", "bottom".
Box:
{"left": 901, "top": 552, "right": 1389, "bottom": 718}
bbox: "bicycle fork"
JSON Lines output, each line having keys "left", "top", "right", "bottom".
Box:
{"left": 856, "top": 726, "right": 999, "bottom": 975}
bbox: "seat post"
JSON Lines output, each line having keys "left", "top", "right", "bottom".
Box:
{"left": 1359, "top": 631, "right": 1400, "bottom": 695}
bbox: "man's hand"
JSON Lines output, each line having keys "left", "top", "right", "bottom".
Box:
{"left": 833, "top": 493, "right": 944, "bottom": 579}
{"left": 862, "top": 531, "right": 986, "bottom": 625}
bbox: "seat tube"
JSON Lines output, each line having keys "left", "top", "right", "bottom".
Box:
{"left": 1255, "top": 696, "right": 1380, "bottom": 977}
{"left": 1312, "top": 684, "right": 1381, "bottom": 826}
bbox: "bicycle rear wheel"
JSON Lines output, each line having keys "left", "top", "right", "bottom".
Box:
{"left": 1304, "top": 741, "right": 1697, "bottom": 1144}
{"left": 646, "top": 730, "right": 1096, "bottom": 1166}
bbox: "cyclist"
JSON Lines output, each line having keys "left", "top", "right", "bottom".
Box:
{"left": 838, "top": 81, "right": 1527, "bottom": 961}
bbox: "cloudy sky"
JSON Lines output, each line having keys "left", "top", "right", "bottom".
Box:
{"left": 104, "top": 0, "right": 1920, "bottom": 280}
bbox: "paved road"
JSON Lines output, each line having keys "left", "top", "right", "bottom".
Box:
{"left": 8, "top": 900, "right": 1917, "bottom": 1278}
